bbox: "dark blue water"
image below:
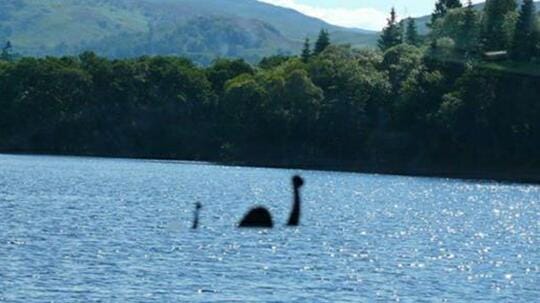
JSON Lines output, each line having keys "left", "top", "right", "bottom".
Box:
{"left": 0, "top": 154, "right": 538, "bottom": 302}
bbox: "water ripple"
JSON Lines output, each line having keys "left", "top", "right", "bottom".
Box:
{"left": 0, "top": 154, "right": 539, "bottom": 302}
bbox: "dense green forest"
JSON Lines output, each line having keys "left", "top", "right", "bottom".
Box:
{"left": 1, "top": 0, "right": 540, "bottom": 179}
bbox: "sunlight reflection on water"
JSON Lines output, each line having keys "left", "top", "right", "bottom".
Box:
{"left": 0, "top": 154, "right": 539, "bottom": 302}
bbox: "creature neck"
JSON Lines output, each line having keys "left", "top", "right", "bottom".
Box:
{"left": 192, "top": 210, "right": 199, "bottom": 229}
{"left": 287, "top": 186, "right": 301, "bottom": 226}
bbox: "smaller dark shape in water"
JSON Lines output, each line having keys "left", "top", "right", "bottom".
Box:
{"left": 192, "top": 202, "right": 202, "bottom": 229}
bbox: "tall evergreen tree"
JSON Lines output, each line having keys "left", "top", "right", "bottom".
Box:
{"left": 511, "top": 0, "right": 538, "bottom": 60}
{"left": 399, "top": 19, "right": 406, "bottom": 42}
{"left": 459, "top": 0, "right": 481, "bottom": 53}
{"left": 378, "top": 8, "right": 402, "bottom": 51}
{"left": 431, "top": 1, "right": 448, "bottom": 27}
{"left": 313, "top": 29, "right": 330, "bottom": 55}
{"left": 482, "top": 0, "right": 518, "bottom": 51}
{"left": 430, "top": 0, "right": 463, "bottom": 27}
{"left": 446, "top": 0, "right": 463, "bottom": 9}
{"left": 537, "top": 38, "right": 540, "bottom": 57}
{"left": 0, "top": 41, "right": 12, "bottom": 61}
{"left": 405, "top": 18, "right": 420, "bottom": 46}
{"left": 301, "top": 38, "right": 311, "bottom": 62}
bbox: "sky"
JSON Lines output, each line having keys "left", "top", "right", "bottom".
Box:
{"left": 258, "top": 0, "right": 485, "bottom": 30}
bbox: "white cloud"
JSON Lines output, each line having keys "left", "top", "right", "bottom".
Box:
{"left": 258, "top": 0, "right": 387, "bottom": 31}
{"left": 259, "top": 0, "right": 490, "bottom": 31}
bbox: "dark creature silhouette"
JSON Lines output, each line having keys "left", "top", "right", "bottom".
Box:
{"left": 239, "top": 175, "right": 304, "bottom": 228}
{"left": 192, "top": 202, "right": 202, "bottom": 229}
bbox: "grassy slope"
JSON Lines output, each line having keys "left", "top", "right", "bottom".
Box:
{"left": 1, "top": 1, "right": 146, "bottom": 46}
{"left": 331, "top": 30, "right": 379, "bottom": 49}
{"left": 481, "top": 60, "right": 540, "bottom": 77}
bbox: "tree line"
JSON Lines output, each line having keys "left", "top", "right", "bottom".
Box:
{"left": 380, "top": 0, "right": 540, "bottom": 61}
{"left": 0, "top": 0, "right": 539, "bottom": 178}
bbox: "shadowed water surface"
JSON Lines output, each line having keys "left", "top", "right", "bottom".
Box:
{"left": 0, "top": 154, "right": 538, "bottom": 302}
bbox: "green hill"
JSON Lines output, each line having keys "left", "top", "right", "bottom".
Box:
{"left": 0, "top": 0, "right": 378, "bottom": 64}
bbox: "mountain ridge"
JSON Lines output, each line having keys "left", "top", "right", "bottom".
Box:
{"left": 0, "top": 0, "right": 378, "bottom": 63}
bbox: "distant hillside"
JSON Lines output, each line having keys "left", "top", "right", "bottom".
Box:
{"left": 0, "top": 0, "right": 378, "bottom": 64}
{"left": 414, "top": 0, "right": 540, "bottom": 34}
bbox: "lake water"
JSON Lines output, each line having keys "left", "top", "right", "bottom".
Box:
{"left": 0, "top": 154, "right": 538, "bottom": 302}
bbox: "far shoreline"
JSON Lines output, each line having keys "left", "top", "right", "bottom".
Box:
{"left": 2, "top": 151, "right": 540, "bottom": 185}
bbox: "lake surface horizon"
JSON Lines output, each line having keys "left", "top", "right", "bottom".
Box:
{"left": 1, "top": 154, "right": 538, "bottom": 302}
